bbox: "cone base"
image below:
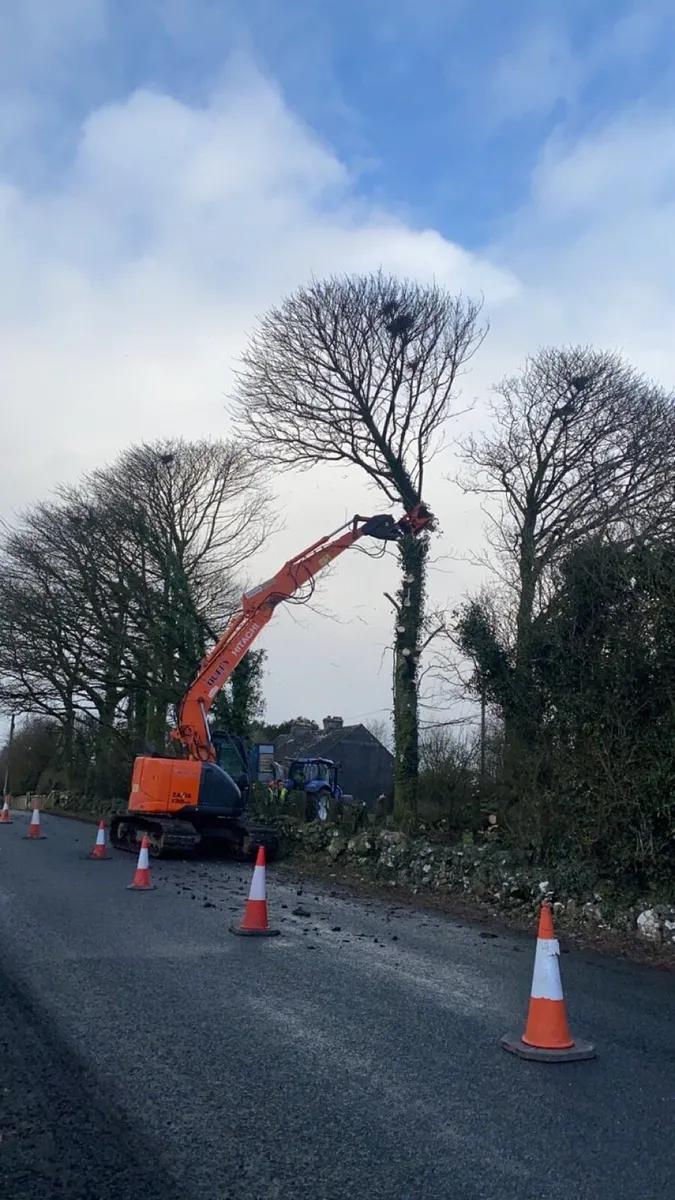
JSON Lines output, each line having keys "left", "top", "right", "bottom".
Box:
{"left": 84, "top": 851, "right": 113, "bottom": 860}
{"left": 230, "top": 925, "right": 280, "bottom": 937}
{"left": 0, "top": 818, "right": 13, "bottom": 824}
{"left": 23, "top": 834, "right": 46, "bottom": 840}
{"left": 501, "top": 1032, "right": 596, "bottom": 1062}
{"left": 127, "top": 883, "right": 157, "bottom": 891}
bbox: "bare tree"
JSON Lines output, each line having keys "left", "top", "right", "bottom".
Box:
{"left": 231, "top": 271, "right": 487, "bottom": 822}
{"left": 0, "top": 438, "right": 274, "bottom": 797}
{"left": 364, "top": 717, "right": 394, "bottom": 753}
{"left": 0, "top": 716, "right": 63, "bottom": 796}
{"left": 457, "top": 344, "right": 675, "bottom": 746}
{"left": 92, "top": 439, "right": 272, "bottom": 627}
{"left": 90, "top": 438, "right": 275, "bottom": 747}
{"left": 0, "top": 512, "right": 97, "bottom": 764}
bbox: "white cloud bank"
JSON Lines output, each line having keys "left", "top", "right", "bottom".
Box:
{"left": 2, "top": 56, "right": 675, "bottom": 729}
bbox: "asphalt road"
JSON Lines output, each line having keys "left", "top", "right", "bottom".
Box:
{"left": 0, "top": 812, "right": 673, "bottom": 1200}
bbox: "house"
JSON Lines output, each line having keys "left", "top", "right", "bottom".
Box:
{"left": 274, "top": 716, "right": 394, "bottom": 807}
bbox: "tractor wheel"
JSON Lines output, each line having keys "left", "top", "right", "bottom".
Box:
{"left": 305, "top": 791, "right": 330, "bottom": 822}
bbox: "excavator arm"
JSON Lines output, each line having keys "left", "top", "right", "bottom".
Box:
{"left": 172, "top": 502, "right": 433, "bottom": 761}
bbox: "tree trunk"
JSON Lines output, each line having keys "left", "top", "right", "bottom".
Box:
{"left": 230, "top": 655, "right": 255, "bottom": 737}
{"left": 61, "top": 699, "right": 75, "bottom": 791}
{"left": 502, "top": 517, "right": 547, "bottom": 832}
{"left": 94, "top": 692, "right": 118, "bottom": 799}
{"left": 94, "top": 646, "right": 125, "bottom": 798}
{"left": 504, "top": 517, "right": 539, "bottom": 755}
{"left": 392, "top": 534, "right": 428, "bottom": 826}
{"left": 129, "top": 681, "right": 149, "bottom": 749}
{"left": 479, "top": 684, "right": 486, "bottom": 799}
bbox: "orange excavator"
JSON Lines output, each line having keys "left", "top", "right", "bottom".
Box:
{"left": 109, "top": 502, "right": 433, "bottom": 858}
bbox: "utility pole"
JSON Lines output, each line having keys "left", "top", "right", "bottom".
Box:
{"left": 3, "top": 712, "right": 16, "bottom": 798}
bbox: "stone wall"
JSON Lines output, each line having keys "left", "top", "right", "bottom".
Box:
{"left": 12, "top": 793, "right": 674, "bottom": 948}
{"left": 277, "top": 819, "right": 675, "bottom": 948}
{"left": 11, "top": 792, "right": 122, "bottom": 816}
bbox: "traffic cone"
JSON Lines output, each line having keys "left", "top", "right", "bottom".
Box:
{"left": 24, "top": 803, "right": 46, "bottom": 840}
{"left": 0, "top": 797, "right": 12, "bottom": 824}
{"left": 126, "top": 836, "right": 156, "bottom": 890}
{"left": 501, "top": 902, "right": 596, "bottom": 1061}
{"left": 89, "top": 821, "right": 111, "bottom": 860}
{"left": 230, "top": 846, "right": 279, "bottom": 937}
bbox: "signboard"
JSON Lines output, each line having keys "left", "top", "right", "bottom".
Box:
{"left": 255, "top": 744, "right": 275, "bottom": 782}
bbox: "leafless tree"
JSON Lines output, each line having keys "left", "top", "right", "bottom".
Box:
{"left": 89, "top": 438, "right": 275, "bottom": 748}
{"left": 92, "top": 439, "right": 273, "bottom": 629}
{"left": 0, "top": 551, "right": 89, "bottom": 752}
{"left": 457, "top": 344, "right": 675, "bottom": 744}
{"left": 231, "top": 271, "right": 487, "bottom": 822}
{"left": 0, "top": 438, "right": 274, "bottom": 796}
{"left": 0, "top": 716, "right": 64, "bottom": 796}
{"left": 364, "top": 717, "right": 394, "bottom": 753}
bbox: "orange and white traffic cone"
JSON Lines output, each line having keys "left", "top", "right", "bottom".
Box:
{"left": 89, "top": 821, "right": 111, "bottom": 860}
{"left": 0, "top": 797, "right": 12, "bottom": 824}
{"left": 126, "top": 836, "right": 155, "bottom": 890}
{"left": 501, "top": 902, "right": 596, "bottom": 1061}
{"left": 24, "top": 803, "right": 46, "bottom": 840}
{"left": 230, "top": 846, "right": 279, "bottom": 937}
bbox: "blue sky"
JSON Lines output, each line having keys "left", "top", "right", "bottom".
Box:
{"left": 2, "top": 0, "right": 675, "bottom": 726}
{"left": 6, "top": 0, "right": 675, "bottom": 243}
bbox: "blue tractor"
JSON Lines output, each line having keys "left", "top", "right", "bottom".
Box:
{"left": 283, "top": 757, "right": 343, "bottom": 822}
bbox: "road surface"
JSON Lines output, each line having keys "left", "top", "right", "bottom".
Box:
{"left": 0, "top": 811, "right": 673, "bottom": 1199}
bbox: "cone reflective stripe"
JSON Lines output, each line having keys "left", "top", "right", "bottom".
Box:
{"left": 25, "top": 804, "right": 46, "bottom": 840}
{"left": 230, "top": 846, "right": 279, "bottom": 937}
{"left": 0, "top": 798, "right": 12, "bottom": 824}
{"left": 90, "top": 820, "right": 109, "bottom": 860}
{"left": 501, "top": 902, "right": 596, "bottom": 1062}
{"left": 127, "top": 836, "right": 156, "bottom": 890}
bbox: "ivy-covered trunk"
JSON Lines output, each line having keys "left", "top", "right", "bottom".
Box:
{"left": 393, "top": 533, "right": 428, "bottom": 826}
{"left": 230, "top": 650, "right": 265, "bottom": 737}
{"left": 503, "top": 518, "right": 549, "bottom": 844}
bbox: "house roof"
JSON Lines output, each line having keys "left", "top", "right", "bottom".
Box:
{"left": 275, "top": 722, "right": 393, "bottom": 765}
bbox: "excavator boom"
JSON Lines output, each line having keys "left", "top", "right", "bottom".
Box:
{"left": 174, "top": 503, "right": 433, "bottom": 761}
{"left": 111, "top": 500, "right": 433, "bottom": 861}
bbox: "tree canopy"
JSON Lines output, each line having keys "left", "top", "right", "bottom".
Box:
{"left": 0, "top": 438, "right": 271, "bottom": 798}
{"left": 232, "top": 271, "right": 487, "bottom": 822}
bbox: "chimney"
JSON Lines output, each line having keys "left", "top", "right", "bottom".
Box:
{"left": 322, "top": 715, "right": 344, "bottom": 732}
{"left": 290, "top": 719, "right": 315, "bottom": 738}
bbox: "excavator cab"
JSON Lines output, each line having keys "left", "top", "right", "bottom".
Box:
{"left": 211, "top": 730, "right": 252, "bottom": 805}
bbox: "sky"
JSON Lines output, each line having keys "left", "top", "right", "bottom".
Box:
{"left": 2, "top": 0, "right": 675, "bottom": 737}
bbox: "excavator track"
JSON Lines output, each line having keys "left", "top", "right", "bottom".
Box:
{"left": 109, "top": 813, "right": 278, "bottom": 861}
{"left": 109, "top": 815, "right": 200, "bottom": 858}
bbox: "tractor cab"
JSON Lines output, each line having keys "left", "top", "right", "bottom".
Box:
{"left": 283, "top": 757, "right": 342, "bottom": 821}
{"left": 286, "top": 757, "right": 341, "bottom": 796}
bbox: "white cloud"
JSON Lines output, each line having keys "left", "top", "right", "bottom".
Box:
{"left": 0, "top": 62, "right": 515, "bottom": 729}
{"left": 2, "top": 43, "right": 675, "bottom": 733}
{"left": 487, "top": 108, "right": 675, "bottom": 382}
{"left": 531, "top": 109, "right": 675, "bottom": 218}
{"left": 488, "top": 23, "right": 581, "bottom": 122}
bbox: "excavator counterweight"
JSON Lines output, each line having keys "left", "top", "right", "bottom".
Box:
{"left": 109, "top": 502, "right": 433, "bottom": 859}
